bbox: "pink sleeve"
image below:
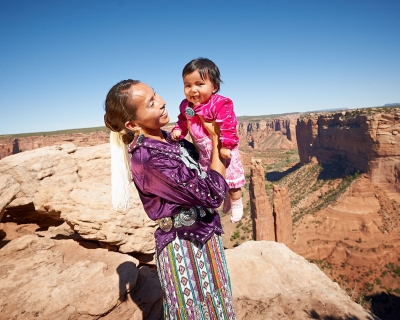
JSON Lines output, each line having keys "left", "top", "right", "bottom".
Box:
{"left": 171, "top": 100, "right": 189, "bottom": 139}
{"left": 214, "top": 98, "right": 239, "bottom": 149}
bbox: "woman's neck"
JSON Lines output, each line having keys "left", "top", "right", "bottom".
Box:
{"left": 142, "top": 129, "right": 166, "bottom": 142}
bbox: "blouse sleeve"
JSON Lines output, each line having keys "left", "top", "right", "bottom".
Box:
{"left": 170, "top": 100, "right": 189, "bottom": 139}
{"left": 141, "top": 152, "right": 228, "bottom": 220}
{"left": 214, "top": 98, "right": 239, "bottom": 149}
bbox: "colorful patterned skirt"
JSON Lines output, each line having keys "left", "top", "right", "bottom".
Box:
{"left": 156, "top": 233, "right": 236, "bottom": 320}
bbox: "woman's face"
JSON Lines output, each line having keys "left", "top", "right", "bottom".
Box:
{"left": 126, "top": 83, "right": 169, "bottom": 135}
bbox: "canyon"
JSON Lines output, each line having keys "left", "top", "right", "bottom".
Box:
{"left": 0, "top": 128, "right": 109, "bottom": 160}
{"left": 0, "top": 142, "right": 376, "bottom": 320}
{"left": 1, "top": 109, "right": 400, "bottom": 319}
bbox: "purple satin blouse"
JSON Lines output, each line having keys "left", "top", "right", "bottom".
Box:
{"left": 128, "top": 131, "right": 229, "bottom": 253}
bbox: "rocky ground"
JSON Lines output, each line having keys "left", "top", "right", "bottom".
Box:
{"left": 0, "top": 142, "right": 378, "bottom": 320}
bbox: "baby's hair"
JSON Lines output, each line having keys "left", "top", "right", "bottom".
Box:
{"left": 182, "top": 58, "right": 222, "bottom": 93}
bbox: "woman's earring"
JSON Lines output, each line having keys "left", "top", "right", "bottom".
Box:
{"left": 136, "top": 129, "right": 144, "bottom": 144}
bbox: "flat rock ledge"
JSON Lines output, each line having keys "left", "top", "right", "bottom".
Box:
{"left": 0, "top": 236, "right": 378, "bottom": 320}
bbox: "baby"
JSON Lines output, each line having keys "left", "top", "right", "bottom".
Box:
{"left": 171, "top": 58, "right": 245, "bottom": 223}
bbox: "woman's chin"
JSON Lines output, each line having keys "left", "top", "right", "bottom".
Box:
{"left": 160, "top": 116, "right": 170, "bottom": 126}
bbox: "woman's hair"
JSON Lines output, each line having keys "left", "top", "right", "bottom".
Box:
{"left": 104, "top": 79, "right": 140, "bottom": 144}
{"left": 182, "top": 58, "right": 222, "bottom": 93}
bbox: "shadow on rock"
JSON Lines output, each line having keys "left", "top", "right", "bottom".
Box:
{"left": 305, "top": 309, "right": 377, "bottom": 320}
{"left": 316, "top": 155, "right": 362, "bottom": 180}
{"left": 366, "top": 292, "right": 400, "bottom": 320}
{"left": 117, "top": 261, "right": 163, "bottom": 319}
{"left": 117, "top": 261, "right": 138, "bottom": 303}
{"left": 266, "top": 162, "right": 302, "bottom": 182}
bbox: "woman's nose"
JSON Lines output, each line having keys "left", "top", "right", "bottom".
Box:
{"left": 156, "top": 95, "right": 166, "bottom": 106}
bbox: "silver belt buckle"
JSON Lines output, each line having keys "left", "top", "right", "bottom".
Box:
{"left": 178, "top": 207, "right": 197, "bottom": 226}
{"left": 157, "top": 217, "right": 173, "bottom": 232}
{"left": 157, "top": 206, "right": 209, "bottom": 231}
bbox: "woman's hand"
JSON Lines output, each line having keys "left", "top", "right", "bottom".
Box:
{"left": 198, "top": 116, "right": 225, "bottom": 177}
{"left": 220, "top": 147, "right": 232, "bottom": 159}
{"left": 198, "top": 116, "right": 220, "bottom": 139}
{"left": 171, "top": 129, "right": 182, "bottom": 141}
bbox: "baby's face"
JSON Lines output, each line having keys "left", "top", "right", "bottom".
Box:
{"left": 183, "top": 70, "right": 218, "bottom": 106}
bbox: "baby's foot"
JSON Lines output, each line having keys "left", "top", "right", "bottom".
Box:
{"left": 230, "top": 198, "right": 243, "bottom": 223}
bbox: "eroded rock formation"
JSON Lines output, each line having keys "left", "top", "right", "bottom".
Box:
{"left": 273, "top": 185, "right": 293, "bottom": 249}
{"left": 297, "top": 110, "right": 400, "bottom": 188}
{"left": 0, "top": 235, "right": 162, "bottom": 319}
{"left": 0, "top": 235, "right": 378, "bottom": 320}
{"left": 237, "top": 117, "right": 298, "bottom": 150}
{"left": 226, "top": 241, "right": 378, "bottom": 320}
{"left": 0, "top": 143, "right": 156, "bottom": 256}
{"left": 0, "top": 130, "right": 109, "bottom": 160}
{"left": 249, "top": 158, "right": 275, "bottom": 241}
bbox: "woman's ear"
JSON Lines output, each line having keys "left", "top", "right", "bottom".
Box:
{"left": 125, "top": 120, "right": 141, "bottom": 132}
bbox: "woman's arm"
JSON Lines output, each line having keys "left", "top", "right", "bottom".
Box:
{"left": 199, "top": 118, "right": 226, "bottom": 177}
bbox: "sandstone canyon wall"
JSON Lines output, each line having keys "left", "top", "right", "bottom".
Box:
{"left": 237, "top": 116, "right": 298, "bottom": 150}
{"left": 296, "top": 109, "right": 400, "bottom": 188}
{"left": 0, "top": 129, "right": 109, "bottom": 160}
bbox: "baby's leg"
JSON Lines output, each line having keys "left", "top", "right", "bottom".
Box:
{"left": 229, "top": 188, "right": 243, "bottom": 223}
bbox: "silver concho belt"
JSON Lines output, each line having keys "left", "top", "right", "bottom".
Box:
{"left": 156, "top": 206, "right": 212, "bottom": 232}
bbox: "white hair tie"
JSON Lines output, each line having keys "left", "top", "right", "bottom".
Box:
{"left": 109, "top": 131, "right": 131, "bottom": 211}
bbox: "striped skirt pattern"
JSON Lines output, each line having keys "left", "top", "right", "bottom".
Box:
{"left": 156, "top": 233, "right": 236, "bottom": 320}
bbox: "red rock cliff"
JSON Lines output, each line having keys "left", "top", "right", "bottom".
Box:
{"left": 296, "top": 109, "right": 400, "bottom": 188}
{"left": 238, "top": 117, "right": 298, "bottom": 150}
{"left": 0, "top": 130, "right": 109, "bottom": 160}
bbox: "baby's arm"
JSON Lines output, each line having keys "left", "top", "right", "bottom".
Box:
{"left": 170, "top": 101, "right": 189, "bottom": 140}
{"left": 215, "top": 98, "right": 239, "bottom": 153}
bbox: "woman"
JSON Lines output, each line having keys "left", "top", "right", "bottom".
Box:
{"left": 104, "top": 79, "right": 236, "bottom": 319}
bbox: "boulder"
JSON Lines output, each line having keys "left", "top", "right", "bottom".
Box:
{"left": 226, "top": 241, "right": 378, "bottom": 319}
{"left": 0, "top": 144, "right": 157, "bottom": 255}
{"left": 0, "top": 235, "right": 162, "bottom": 320}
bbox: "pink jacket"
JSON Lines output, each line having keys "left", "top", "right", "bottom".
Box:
{"left": 171, "top": 94, "right": 239, "bottom": 150}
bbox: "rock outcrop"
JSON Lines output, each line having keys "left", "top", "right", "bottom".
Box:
{"left": 0, "top": 130, "right": 109, "bottom": 160}
{"left": 0, "top": 235, "right": 378, "bottom": 320}
{"left": 273, "top": 185, "right": 293, "bottom": 249}
{"left": 296, "top": 110, "right": 400, "bottom": 188}
{"left": 249, "top": 159, "right": 294, "bottom": 249}
{"left": 249, "top": 158, "right": 275, "bottom": 241}
{"left": 238, "top": 117, "right": 298, "bottom": 150}
{"left": 0, "top": 143, "right": 157, "bottom": 256}
{"left": 0, "top": 235, "right": 162, "bottom": 319}
{"left": 226, "top": 241, "right": 378, "bottom": 320}
{"left": 0, "top": 174, "right": 20, "bottom": 220}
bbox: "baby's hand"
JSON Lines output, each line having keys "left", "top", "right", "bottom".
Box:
{"left": 220, "top": 147, "right": 231, "bottom": 159}
{"left": 171, "top": 130, "right": 182, "bottom": 141}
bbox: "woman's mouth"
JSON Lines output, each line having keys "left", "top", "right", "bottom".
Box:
{"left": 160, "top": 107, "right": 168, "bottom": 118}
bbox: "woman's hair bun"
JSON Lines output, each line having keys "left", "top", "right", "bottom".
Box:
{"left": 122, "top": 131, "right": 135, "bottom": 144}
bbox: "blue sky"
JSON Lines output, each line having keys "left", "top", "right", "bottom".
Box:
{"left": 0, "top": 0, "right": 399, "bottom": 134}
